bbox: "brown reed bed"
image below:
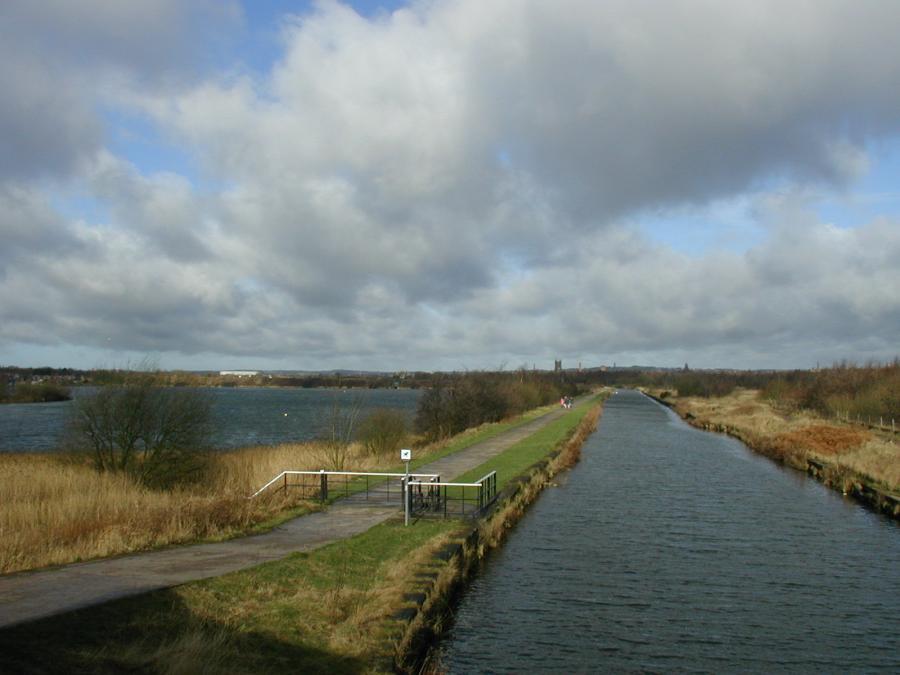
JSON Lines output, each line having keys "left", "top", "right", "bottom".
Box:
{"left": 664, "top": 388, "right": 900, "bottom": 493}
{"left": 0, "top": 440, "right": 398, "bottom": 575}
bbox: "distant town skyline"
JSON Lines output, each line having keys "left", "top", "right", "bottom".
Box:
{"left": 2, "top": 1, "right": 899, "bottom": 372}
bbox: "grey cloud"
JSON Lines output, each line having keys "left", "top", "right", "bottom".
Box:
{"left": 0, "top": 186, "right": 83, "bottom": 273}
{"left": 465, "top": 0, "right": 900, "bottom": 221}
{"left": 0, "top": 58, "right": 102, "bottom": 182}
{"left": 451, "top": 212, "right": 900, "bottom": 367}
{"left": 4, "top": 0, "right": 900, "bottom": 369}
{"left": 87, "top": 153, "right": 212, "bottom": 261}
{"left": 0, "top": 1, "right": 240, "bottom": 79}
{"left": 152, "top": 1, "right": 900, "bottom": 307}
{"left": 0, "top": 1, "right": 240, "bottom": 181}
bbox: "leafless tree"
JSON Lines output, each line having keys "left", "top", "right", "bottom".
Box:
{"left": 68, "top": 378, "right": 212, "bottom": 488}
{"left": 317, "top": 391, "right": 364, "bottom": 470}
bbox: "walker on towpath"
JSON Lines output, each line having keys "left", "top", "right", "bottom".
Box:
{"left": 0, "top": 401, "right": 581, "bottom": 629}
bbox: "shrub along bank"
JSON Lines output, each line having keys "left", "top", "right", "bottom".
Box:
{"left": 415, "top": 370, "right": 577, "bottom": 442}
{"left": 0, "top": 396, "right": 605, "bottom": 674}
{"left": 0, "top": 381, "right": 71, "bottom": 404}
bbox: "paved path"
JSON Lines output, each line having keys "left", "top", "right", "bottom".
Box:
{"left": 0, "top": 404, "right": 577, "bottom": 628}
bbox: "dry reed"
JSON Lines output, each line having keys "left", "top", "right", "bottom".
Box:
{"left": 669, "top": 388, "right": 900, "bottom": 492}
{"left": 0, "top": 440, "right": 398, "bottom": 574}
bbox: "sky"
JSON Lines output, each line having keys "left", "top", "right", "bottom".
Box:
{"left": 2, "top": 0, "right": 900, "bottom": 373}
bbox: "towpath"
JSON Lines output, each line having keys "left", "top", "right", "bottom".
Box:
{"left": 0, "top": 403, "right": 578, "bottom": 628}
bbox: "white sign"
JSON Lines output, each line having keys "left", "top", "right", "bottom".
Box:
{"left": 400, "top": 448, "right": 411, "bottom": 461}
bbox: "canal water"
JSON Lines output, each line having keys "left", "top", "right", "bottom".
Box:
{"left": 0, "top": 387, "right": 421, "bottom": 452}
{"left": 440, "top": 389, "right": 899, "bottom": 673}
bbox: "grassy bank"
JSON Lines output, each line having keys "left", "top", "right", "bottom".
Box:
{"left": 0, "top": 397, "right": 605, "bottom": 674}
{"left": 451, "top": 397, "right": 599, "bottom": 492}
{"left": 0, "top": 404, "right": 556, "bottom": 575}
{"left": 651, "top": 388, "right": 900, "bottom": 500}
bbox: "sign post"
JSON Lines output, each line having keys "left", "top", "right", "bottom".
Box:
{"left": 401, "top": 448, "right": 412, "bottom": 526}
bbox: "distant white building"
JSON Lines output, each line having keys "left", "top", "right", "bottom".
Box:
{"left": 219, "top": 370, "right": 259, "bottom": 377}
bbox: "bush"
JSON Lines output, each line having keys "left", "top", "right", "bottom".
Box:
{"left": 4, "top": 382, "right": 71, "bottom": 403}
{"left": 67, "top": 382, "right": 212, "bottom": 488}
{"left": 357, "top": 408, "right": 407, "bottom": 456}
{"left": 414, "top": 371, "right": 569, "bottom": 441}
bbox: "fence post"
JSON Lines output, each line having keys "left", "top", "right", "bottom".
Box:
{"left": 320, "top": 469, "right": 328, "bottom": 502}
{"left": 283, "top": 472, "right": 287, "bottom": 494}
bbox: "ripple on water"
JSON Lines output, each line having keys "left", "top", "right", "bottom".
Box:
{"left": 440, "top": 390, "right": 900, "bottom": 674}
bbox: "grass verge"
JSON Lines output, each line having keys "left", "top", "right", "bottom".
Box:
{"left": 0, "top": 520, "right": 464, "bottom": 675}
{"left": 451, "top": 397, "right": 598, "bottom": 492}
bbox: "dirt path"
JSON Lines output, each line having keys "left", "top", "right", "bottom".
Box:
{"left": 0, "top": 404, "right": 575, "bottom": 628}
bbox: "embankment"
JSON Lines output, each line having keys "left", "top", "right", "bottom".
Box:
{"left": 391, "top": 401, "right": 603, "bottom": 673}
{"left": 644, "top": 391, "right": 900, "bottom": 521}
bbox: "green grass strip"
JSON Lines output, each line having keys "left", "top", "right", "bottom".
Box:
{"left": 327, "top": 403, "right": 559, "bottom": 501}
{"left": 0, "top": 520, "right": 462, "bottom": 674}
{"left": 444, "top": 397, "right": 598, "bottom": 498}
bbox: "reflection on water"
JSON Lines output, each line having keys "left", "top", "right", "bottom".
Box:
{"left": 440, "top": 390, "right": 900, "bottom": 673}
{"left": 0, "top": 387, "right": 421, "bottom": 452}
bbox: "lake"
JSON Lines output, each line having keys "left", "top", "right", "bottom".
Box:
{"left": 0, "top": 387, "right": 422, "bottom": 452}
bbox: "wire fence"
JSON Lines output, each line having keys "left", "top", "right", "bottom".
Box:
{"left": 833, "top": 410, "right": 898, "bottom": 436}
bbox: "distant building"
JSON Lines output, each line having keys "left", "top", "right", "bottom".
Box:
{"left": 554, "top": 359, "right": 562, "bottom": 372}
{"left": 219, "top": 370, "right": 259, "bottom": 377}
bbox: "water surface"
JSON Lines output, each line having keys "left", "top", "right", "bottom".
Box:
{"left": 440, "top": 390, "right": 899, "bottom": 673}
{"left": 0, "top": 387, "right": 421, "bottom": 452}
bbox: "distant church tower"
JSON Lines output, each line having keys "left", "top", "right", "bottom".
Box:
{"left": 554, "top": 359, "right": 562, "bottom": 372}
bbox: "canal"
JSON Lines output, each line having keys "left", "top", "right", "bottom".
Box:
{"left": 439, "top": 389, "right": 899, "bottom": 673}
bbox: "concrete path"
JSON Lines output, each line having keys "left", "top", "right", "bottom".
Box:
{"left": 0, "top": 404, "right": 577, "bottom": 628}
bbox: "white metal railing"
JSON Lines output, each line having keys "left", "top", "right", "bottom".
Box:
{"left": 250, "top": 469, "right": 440, "bottom": 499}
{"left": 407, "top": 470, "right": 497, "bottom": 489}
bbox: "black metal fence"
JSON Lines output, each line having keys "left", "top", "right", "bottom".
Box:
{"left": 408, "top": 471, "right": 499, "bottom": 519}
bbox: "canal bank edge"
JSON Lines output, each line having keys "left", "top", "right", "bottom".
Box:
{"left": 390, "top": 397, "right": 605, "bottom": 673}
{"left": 643, "top": 391, "right": 900, "bottom": 521}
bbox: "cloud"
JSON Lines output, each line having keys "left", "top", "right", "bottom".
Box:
{"left": 0, "top": 0, "right": 240, "bottom": 181}
{"left": 2, "top": 0, "right": 900, "bottom": 368}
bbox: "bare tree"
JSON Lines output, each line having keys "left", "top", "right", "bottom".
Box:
{"left": 317, "top": 392, "right": 364, "bottom": 470}
{"left": 68, "top": 379, "right": 212, "bottom": 488}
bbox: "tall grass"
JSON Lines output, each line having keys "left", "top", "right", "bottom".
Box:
{"left": 0, "top": 405, "right": 551, "bottom": 575}
{"left": 0, "top": 441, "right": 394, "bottom": 574}
{"left": 669, "top": 389, "right": 900, "bottom": 492}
